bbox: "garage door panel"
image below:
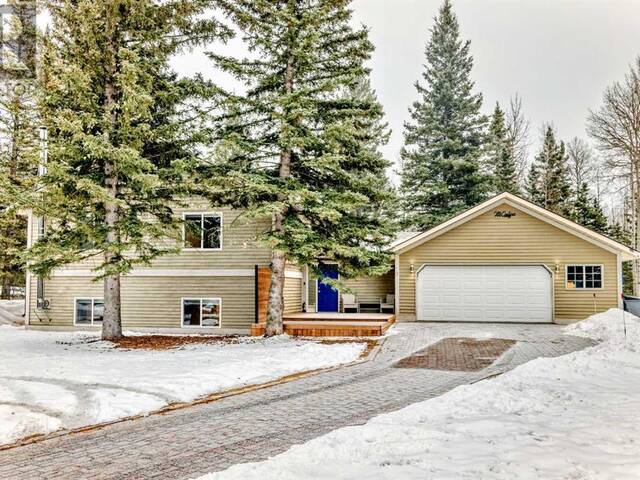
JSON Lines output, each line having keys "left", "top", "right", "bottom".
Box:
{"left": 505, "top": 295, "right": 526, "bottom": 305}
{"left": 416, "top": 265, "right": 552, "bottom": 323}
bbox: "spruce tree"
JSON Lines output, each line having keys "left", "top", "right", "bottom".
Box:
{"left": 205, "top": 0, "right": 397, "bottom": 336}
{"left": 525, "top": 162, "right": 544, "bottom": 205}
{"left": 0, "top": 83, "right": 39, "bottom": 298}
{"left": 487, "top": 102, "right": 519, "bottom": 195}
{"left": 610, "top": 222, "right": 634, "bottom": 295}
{"left": 573, "top": 182, "right": 608, "bottom": 234}
{"left": 527, "top": 126, "right": 571, "bottom": 216}
{"left": 0, "top": 1, "right": 39, "bottom": 299}
{"left": 29, "top": 1, "right": 228, "bottom": 340}
{"left": 399, "top": 0, "right": 488, "bottom": 229}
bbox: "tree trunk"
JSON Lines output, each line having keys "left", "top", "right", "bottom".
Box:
{"left": 265, "top": 246, "right": 286, "bottom": 336}
{"left": 634, "top": 160, "right": 640, "bottom": 296}
{"left": 101, "top": 7, "right": 122, "bottom": 341}
{"left": 264, "top": 47, "right": 295, "bottom": 337}
{"left": 0, "top": 275, "right": 10, "bottom": 299}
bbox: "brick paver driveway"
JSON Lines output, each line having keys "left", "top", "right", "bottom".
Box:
{"left": 0, "top": 323, "right": 592, "bottom": 480}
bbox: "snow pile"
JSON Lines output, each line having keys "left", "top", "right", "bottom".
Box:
{"left": 200, "top": 309, "right": 640, "bottom": 480}
{"left": 0, "top": 300, "right": 24, "bottom": 326}
{"left": 0, "top": 327, "right": 364, "bottom": 446}
{"left": 565, "top": 307, "right": 640, "bottom": 350}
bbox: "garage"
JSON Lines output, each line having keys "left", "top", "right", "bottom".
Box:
{"left": 416, "top": 265, "right": 553, "bottom": 323}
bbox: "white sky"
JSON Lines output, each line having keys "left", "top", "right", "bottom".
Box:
{"left": 174, "top": 0, "right": 640, "bottom": 179}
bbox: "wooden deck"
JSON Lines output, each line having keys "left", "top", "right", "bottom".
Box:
{"left": 251, "top": 312, "right": 395, "bottom": 337}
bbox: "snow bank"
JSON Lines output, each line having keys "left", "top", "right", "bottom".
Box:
{"left": 200, "top": 309, "right": 640, "bottom": 480}
{"left": 0, "top": 327, "right": 364, "bottom": 446}
{"left": 0, "top": 300, "right": 24, "bottom": 325}
{"left": 564, "top": 307, "right": 640, "bottom": 350}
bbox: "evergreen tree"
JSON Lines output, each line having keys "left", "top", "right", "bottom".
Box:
{"left": 527, "top": 126, "right": 571, "bottom": 216}
{"left": 487, "top": 102, "right": 519, "bottom": 194}
{"left": 29, "top": 0, "right": 228, "bottom": 340}
{"left": 399, "top": 0, "right": 488, "bottom": 229}
{"left": 573, "top": 182, "right": 608, "bottom": 234}
{"left": 0, "top": 1, "right": 39, "bottom": 299}
{"left": 0, "top": 83, "right": 39, "bottom": 298}
{"left": 205, "top": 0, "right": 397, "bottom": 336}
{"left": 610, "top": 222, "right": 634, "bottom": 295}
{"left": 525, "top": 162, "right": 543, "bottom": 205}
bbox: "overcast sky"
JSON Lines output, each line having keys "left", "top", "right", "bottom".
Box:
{"left": 174, "top": 0, "right": 640, "bottom": 191}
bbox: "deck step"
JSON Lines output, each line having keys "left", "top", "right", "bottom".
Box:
{"left": 251, "top": 314, "right": 394, "bottom": 337}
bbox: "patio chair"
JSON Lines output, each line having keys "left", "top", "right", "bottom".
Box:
{"left": 381, "top": 294, "right": 395, "bottom": 313}
{"left": 342, "top": 294, "right": 359, "bottom": 313}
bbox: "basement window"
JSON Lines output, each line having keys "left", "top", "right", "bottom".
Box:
{"left": 566, "top": 265, "right": 603, "bottom": 289}
{"left": 182, "top": 298, "right": 221, "bottom": 327}
{"left": 74, "top": 298, "right": 104, "bottom": 325}
{"left": 183, "top": 213, "right": 222, "bottom": 250}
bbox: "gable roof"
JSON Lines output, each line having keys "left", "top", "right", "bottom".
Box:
{"left": 392, "top": 192, "right": 640, "bottom": 261}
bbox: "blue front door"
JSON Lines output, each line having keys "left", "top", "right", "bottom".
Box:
{"left": 317, "top": 264, "right": 339, "bottom": 312}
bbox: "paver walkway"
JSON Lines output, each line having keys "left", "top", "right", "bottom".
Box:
{"left": 0, "top": 323, "right": 592, "bottom": 480}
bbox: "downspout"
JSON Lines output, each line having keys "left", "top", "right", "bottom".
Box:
{"left": 394, "top": 254, "right": 400, "bottom": 319}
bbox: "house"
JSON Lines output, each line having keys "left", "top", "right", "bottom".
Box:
{"left": 390, "top": 192, "right": 638, "bottom": 323}
{"left": 305, "top": 192, "right": 638, "bottom": 324}
{"left": 24, "top": 192, "right": 639, "bottom": 333}
{"left": 25, "top": 199, "right": 304, "bottom": 334}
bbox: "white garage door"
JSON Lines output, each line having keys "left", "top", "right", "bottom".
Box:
{"left": 416, "top": 265, "right": 552, "bottom": 323}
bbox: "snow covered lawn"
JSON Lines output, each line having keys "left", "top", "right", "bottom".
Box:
{"left": 0, "top": 327, "right": 364, "bottom": 446}
{"left": 200, "top": 309, "right": 640, "bottom": 480}
{"left": 0, "top": 300, "right": 24, "bottom": 325}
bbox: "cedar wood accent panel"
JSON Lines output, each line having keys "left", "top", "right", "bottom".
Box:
{"left": 256, "top": 265, "right": 303, "bottom": 323}
{"left": 398, "top": 203, "right": 618, "bottom": 322}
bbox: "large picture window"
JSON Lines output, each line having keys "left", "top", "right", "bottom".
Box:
{"left": 566, "top": 265, "right": 603, "bottom": 289}
{"left": 74, "top": 298, "right": 104, "bottom": 325}
{"left": 182, "top": 298, "right": 221, "bottom": 327}
{"left": 184, "top": 213, "right": 222, "bottom": 250}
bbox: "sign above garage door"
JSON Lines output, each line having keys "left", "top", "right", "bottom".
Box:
{"left": 416, "top": 265, "right": 553, "bottom": 323}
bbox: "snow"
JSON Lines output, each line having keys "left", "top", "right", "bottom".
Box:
{"left": 199, "top": 308, "right": 640, "bottom": 480}
{"left": 0, "top": 327, "right": 364, "bottom": 446}
{"left": 0, "top": 299, "right": 24, "bottom": 325}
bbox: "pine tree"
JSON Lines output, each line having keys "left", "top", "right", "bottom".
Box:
{"left": 205, "top": 0, "right": 397, "bottom": 336}
{"left": 29, "top": 1, "right": 228, "bottom": 340}
{"left": 399, "top": 0, "right": 488, "bottom": 229}
{"left": 0, "top": 83, "right": 39, "bottom": 298}
{"left": 573, "top": 182, "right": 608, "bottom": 234}
{"left": 487, "top": 102, "right": 519, "bottom": 195}
{"left": 527, "top": 126, "right": 571, "bottom": 215}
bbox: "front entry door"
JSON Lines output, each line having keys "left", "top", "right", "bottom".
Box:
{"left": 317, "top": 264, "right": 339, "bottom": 313}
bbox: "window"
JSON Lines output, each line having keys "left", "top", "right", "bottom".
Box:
{"left": 74, "top": 298, "right": 104, "bottom": 325}
{"left": 37, "top": 217, "right": 45, "bottom": 238}
{"left": 182, "top": 298, "right": 221, "bottom": 327}
{"left": 184, "top": 213, "right": 222, "bottom": 250}
{"left": 566, "top": 265, "right": 603, "bottom": 289}
{"left": 36, "top": 277, "right": 45, "bottom": 309}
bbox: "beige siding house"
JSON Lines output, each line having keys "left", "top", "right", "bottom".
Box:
{"left": 26, "top": 192, "right": 639, "bottom": 333}
{"left": 392, "top": 193, "right": 638, "bottom": 324}
{"left": 26, "top": 200, "right": 304, "bottom": 334}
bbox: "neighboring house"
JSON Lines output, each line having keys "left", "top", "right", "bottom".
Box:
{"left": 25, "top": 192, "right": 640, "bottom": 332}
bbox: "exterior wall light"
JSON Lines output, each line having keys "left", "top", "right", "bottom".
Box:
{"left": 554, "top": 263, "right": 560, "bottom": 274}
{"left": 409, "top": 264, "right": 415, "bottom": 274}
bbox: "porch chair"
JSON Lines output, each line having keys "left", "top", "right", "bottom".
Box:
{"left": 380, "top": 294, "right": 395, "bottom": 313}
{"left": 342, "top": 294, "right": 359, "bottom": 313}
